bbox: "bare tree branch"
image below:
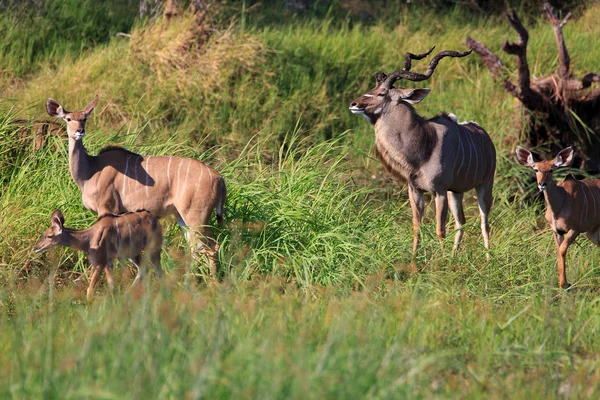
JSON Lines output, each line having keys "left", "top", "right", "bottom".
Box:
{"left": 465, "top": 36, "right": 504, "bottom": 81}
{"left": 544, "top": 2, "right": 572, "bottom": 79}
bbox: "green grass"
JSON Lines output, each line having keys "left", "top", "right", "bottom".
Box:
{"left": 2, "top": 1, "right": 600, "bottom": 398}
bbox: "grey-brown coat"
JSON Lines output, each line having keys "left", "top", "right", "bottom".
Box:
{"left": 34, "top": 210, "right": 163, "bottom": 300}
{"left": 349, "top": 47, "right": 496, "bottom": 255}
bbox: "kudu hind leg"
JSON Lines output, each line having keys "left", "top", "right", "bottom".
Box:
{"left": 177, "top": 214, "right": 219, "bottom": 278}
{"left": 585, "top": 231, "right": 600, "bottom": 246}
{"left": 190, "top": 226, "right": 220, "bottom": 278}
{"left": 434, "top": 190, "right": 449, "bottom": 241}
{"left": 448, "top": 192, "right": 466, "bottom": 253}
{"left": 475, "top": 181, "right": 493, "bottom": 254}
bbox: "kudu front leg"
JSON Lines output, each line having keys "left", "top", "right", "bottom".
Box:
{"left": 87, "top": 264, "right": 105, "bottom": 301}
{"left": 104, "top": 264, "right": 115, "bottom": 295}
{"left": 407, "top": 186, "right": 425, "bottom": 256}
{"left": 556, "top": 230, "right": 579, "bottom": 289}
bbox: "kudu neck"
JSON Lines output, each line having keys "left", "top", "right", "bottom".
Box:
{"left": 60, "top": 228, "right": 92, "bottom": 253}
{"left": 376, "top": 102, "right": 428, "bottom": 143}
{"left": 542, "top": 178, "right": 566, "bottom": 216}
{"left": 69, "top": 137, "right": 93, "bottom": 185}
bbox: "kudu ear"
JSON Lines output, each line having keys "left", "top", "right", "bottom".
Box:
{"left": 398, "top": 88, "right": 431, "bottom": 104}
{"left": 554, "top": 147, "right": 575, "bottom": 168}
{"left": 46, "top": 98, "right": 66, "bottom": 118}
{"left": 374, "top": 71, "right": 388, "bottom": 86}
{"left": 515, "top": 146, "right": 536, "bottom": 167}
{"left": 51, "top": 210, "right": 64, "bottom": 232}
{"left": 82, "top": 95, "right": 99, "bottom": 116}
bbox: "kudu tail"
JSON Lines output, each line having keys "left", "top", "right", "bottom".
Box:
{"left": 215, "top": 176, "right": 226, "bottom": 228}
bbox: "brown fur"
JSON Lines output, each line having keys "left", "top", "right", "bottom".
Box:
{"left": 46, "top": 96, "right": 226, "bottom": 276}
{"left": 34, "top": 210, "right": 163, "bottom": 300}
{"left": 516, "top": 146, "right": 600, "bottom": 288}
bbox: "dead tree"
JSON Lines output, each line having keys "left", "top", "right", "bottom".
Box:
{"left": 466, "top": 3, "right": 600, "bottom": 171}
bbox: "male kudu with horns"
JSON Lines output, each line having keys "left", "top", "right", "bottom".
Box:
{"left": 349, "top": 47, "right": 496, "bottom": 256}
{"left": 46, "top": 95, "right": 226, "bottom": 277}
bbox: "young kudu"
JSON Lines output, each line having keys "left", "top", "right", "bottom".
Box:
{"left": 349, "top": 47, "right": 496, "bottom": 256}
{"left": 516, "top": 146, "right": 600, "bottom": 288}
{"left": 46, "top": 96, "right": 226, "bottom": 277}
{"left": 35, "top": 210, "right": 163, "bottom": 300}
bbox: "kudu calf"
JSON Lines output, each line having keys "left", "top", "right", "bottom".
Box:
{"left": 35, "top": 210, "right": 163, "bottom": 300}
{"left": 349, "top": 47, "right": 496, "bottom": 256}
{"left": 46, "top": 96, "right": 226, "bottom": 276}
{"left": 516, "top": 146, "right": 600, "bottom": 288}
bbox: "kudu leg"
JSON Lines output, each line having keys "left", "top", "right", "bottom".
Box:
{"left": 105, "top": 264, "right": 115, "bottom": 294}
{"left": 129, "top": 255, "right": 144, "bottom": 288}
{"left": 149, "top": 248, "right": 163, "bottom": 280}
{"left": 557, "top": 230, "right": 579, "bottom": 289}
{"left": 448, "top": 192, "right": 466, "bottom": 253}
{"left": 475, "top": 182, "right": 493, "bottom": 254}
{"left": 585, "top": 231, "right": 600, "bottom": 246}
{"left": 407, "top": 185, "right": 425, "bottom": 256}
{"left": 192, "top": 228, "right": 220, "bottom": 278}
{"left": 434, "top": 190, "right": 449, "bottom": 241}
{"left": 87, "top": 264, "right": 105, "bottom": 301}
{"left": 177, "top": 212, "right": 220, "bottom": 279}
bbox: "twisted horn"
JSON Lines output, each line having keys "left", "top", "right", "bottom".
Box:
{"left": 382, "top": 48, "right": 473, "bottom": 89}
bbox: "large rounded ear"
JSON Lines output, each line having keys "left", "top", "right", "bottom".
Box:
{"left": 82, "top": 95, "right": 99, "bottom": 116}
{"left": 51, "top": 210, "right": 64, "bottom": 232}
{"left": 374, "top": 71, "right": 388, "bottom": 86}
{"left": 515, "top": 146, "right": 536, "bottom": 167}
{"left": 554, "top": 147, "right": 575, "bottom": 168}
{"left": 46, "top": 99, "right": 66, "bottom": 118}
{"left": 397, "top": 88, "right": 431, "bottom": 104}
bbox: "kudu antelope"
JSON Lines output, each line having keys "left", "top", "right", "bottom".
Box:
{"left": 34, "top": 210, "right": 163, "bottom": 300}
{"left": 46, "top": 96, "right": 226, "bottom": 276}
{"left": 349, "top": 47, "right": 496, "bottom": 256}
{"left": 516, "top": 146, "right": 600, "bottom": 288}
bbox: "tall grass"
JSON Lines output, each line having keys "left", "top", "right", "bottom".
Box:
{"left": 2, "top": 1, "right": 600, "bottom": 398}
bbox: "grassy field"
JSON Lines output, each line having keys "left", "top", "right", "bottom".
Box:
{"left": 1, "top": 1, "right": 600, "bottom": 398}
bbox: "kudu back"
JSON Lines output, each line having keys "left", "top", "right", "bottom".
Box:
{"left": 516, "top": 146, "right": 600, "bottom": 288}
{"left": 46, "top": 96, "right": 226, "bottom": 276}
{"left": 35, "top": 209, "right": 163, "bottom": 300}
{"left": 349, "top": 47, "right": 496, "bottom": 256}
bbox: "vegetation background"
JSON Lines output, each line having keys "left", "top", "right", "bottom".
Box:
{"left": 1, "top": 0, "right": 600, "bottom": 398}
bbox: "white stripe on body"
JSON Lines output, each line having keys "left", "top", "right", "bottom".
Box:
{"left": 467, "top": 131, "right": 479, "bottom": 183}
{"left": 145, "top": 156, "right": 151, "bottom": 197}
{"left": 582, "top": 186, "right": 589, "bottom": 223}
{"left": 122, "top": 154, "right": 132, "bottom": 195}
{"left": 176, "top": 158, "right": 183, "bottom": 194}
{"left": 134, "top": 156, "right": 141, "bottom": 188}
{"left": 183, "top": 159, "right": 192, "bottom": 197}
{"left": 167, "top": 157, "right": 173, "bottom": 189}
{"left": 453, "top": 125, "right": 465, "bottom": 177}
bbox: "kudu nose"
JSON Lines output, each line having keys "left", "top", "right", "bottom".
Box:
{"left": 538, "top": 183, "right": 547, "bottom": 191}
{"left": 350, "top": 101, "right": 357, "bottom": 107}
